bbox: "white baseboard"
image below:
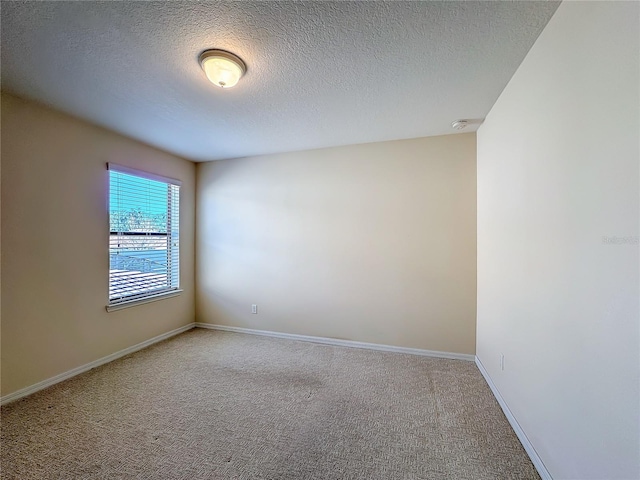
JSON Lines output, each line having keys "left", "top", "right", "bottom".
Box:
{"left": 194, "top": 323, "right": 475, "bottom": 361}
{"left": 475, "top": 357, "right": 552, "bottom": 480}
{"left": 0, "top": 323, "right": 195, "bottom": 406}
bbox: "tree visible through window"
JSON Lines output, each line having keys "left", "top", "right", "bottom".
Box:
{"left": 108, "top": 164, "right": 180, "bottom": 306}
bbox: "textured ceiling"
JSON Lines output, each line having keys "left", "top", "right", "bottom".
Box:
{"left": 1, "top": 1, "right": 559, "bottom": 162}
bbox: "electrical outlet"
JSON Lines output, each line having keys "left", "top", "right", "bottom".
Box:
{"left": 251, "top": 304, "right": 257, "bottom": 314}
{"left": 500, "top": 354, "right": 505, "bottom": 371}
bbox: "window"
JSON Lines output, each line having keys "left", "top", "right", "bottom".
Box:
{"left": 108, "top": 164, "right": 181, "bottom": 309}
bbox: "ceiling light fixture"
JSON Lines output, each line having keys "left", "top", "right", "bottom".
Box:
{"left": 451, "top": 120, "right": 469, "bottom": 130}
{"left": 199, "top": 49, "right": 246, "bottom": 89}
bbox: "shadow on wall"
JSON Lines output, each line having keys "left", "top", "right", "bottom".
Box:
{"left": 196, "top": 135, "right": 477, "bottom": 355}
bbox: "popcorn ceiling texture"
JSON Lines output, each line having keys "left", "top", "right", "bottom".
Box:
{"left": 1, "top": 1, "right": 559, "bottom": 161}
{"left": 1, "top": 329, "right": 540, "bottom": 479}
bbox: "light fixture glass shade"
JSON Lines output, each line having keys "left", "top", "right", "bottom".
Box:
{"left": 199, "top": 50, "right": 246, "bottom": 89}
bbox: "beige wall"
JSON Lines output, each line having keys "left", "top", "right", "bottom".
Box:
{"left": 1, "top": 94, "right": 196, "bottom": 397}
{"left": 196, "top": 134, "right": 477, "bottom": 354}
{"left": 477, "top": 2, "right": 639, "bottom": 479}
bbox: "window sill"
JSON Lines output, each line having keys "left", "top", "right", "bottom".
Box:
{"left": 106, "top": 289, "right": 183, "bottom": 312}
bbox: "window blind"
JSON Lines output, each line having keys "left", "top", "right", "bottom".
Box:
{"left": 108, "top": 164, "right": 180, "bottom": 305}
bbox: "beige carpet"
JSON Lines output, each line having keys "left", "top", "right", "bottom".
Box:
{"left": 1, "top": 329, "right": 539, "bottom": 479}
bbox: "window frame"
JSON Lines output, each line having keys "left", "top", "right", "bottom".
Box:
{"left": 106, "top": 163, "right": 182, "bottom": 311}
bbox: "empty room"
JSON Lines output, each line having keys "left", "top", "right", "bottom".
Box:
{"left": 1, "top": 1, "right": 638, "bottom": 479}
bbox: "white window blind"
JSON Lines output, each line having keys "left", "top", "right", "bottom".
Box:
{"left": 108, "top": 164, "right": 180, "bottom": 306}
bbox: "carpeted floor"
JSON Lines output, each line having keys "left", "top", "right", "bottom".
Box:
{"left": 1, "top": 328, "right": 539, "bottom": 479}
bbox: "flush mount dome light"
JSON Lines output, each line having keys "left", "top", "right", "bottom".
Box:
{"left": 199, "top": 49, "right": 246, "bottom": 88}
